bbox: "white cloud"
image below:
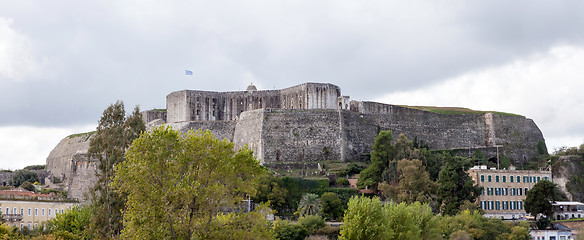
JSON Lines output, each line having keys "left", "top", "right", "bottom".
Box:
{"left": 0, "top": 17, "right": 44, "bottom": 81}
{"left": 376, "top": 45, "right": 584, "bottom": 151}
{"left": 0, "top": 125, "right": 95, "bottom": 170}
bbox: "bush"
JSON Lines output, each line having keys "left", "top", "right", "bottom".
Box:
{"left": 20, "top": 181, "right": 35, "bottom": 191}
{"left": 273, "top": 220, "right": 309, "bottom": 240}
{"left": 336, "top": 177, "right": 349, "bottom": 186}
{"left": 297, "top": 215, "right": 325, "bottom": 233}
{"left": 24, "top": 165, "right": 46, "bottom": 171}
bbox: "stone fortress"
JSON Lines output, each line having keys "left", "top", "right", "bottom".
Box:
{"left": 46, "top": 82, "right": 546, "bottom": 201}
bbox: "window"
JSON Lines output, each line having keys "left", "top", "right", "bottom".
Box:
{"left": 35, "top": 208, "right": 38, "bottom": 216}
{"left": 55, "top": 209, "right": 58, "bottom": 215}
{"left": 28, "top": 208, "right": 31, "bottom": 216}
{"left": 511, "top": 188, "right": 515, "bottom": 196}
{"left": 503, "top": 188, "right": 508, "bottom": 195}
{"left": 481, "top": 175, "right": 484, "bottom": 182}
{"left": 537, "top": 177, "right": 541, "bottom": 182}
{"left": 523, "top": 176, "right": 528, "bottom": 183}
{"left": 510, "top": 201, "right": 515, "bottom": 210}
{"left": 42, "top": 208, "right": 45, "bottom": 216}
{"left": 525, "top": 188, "right": 529, "bottom": 195}
{"left": 488, "top": 201, "right": 493, "bottom": 210}
{"left": 61, "top": 209, "right": 64, "bottom": 214}
{"left": 49, "top": 209, "right": 51, "bottom": 216}
{"left": 518, "top": 188, "right": 522, "bottom": 195}
{"left": 495, "top": 188, "right": 500, "bottom": 196}
{"left": 503, "top": 176, "right": 506, "bottom": 182}
{"left": 510, "top": 176, "right": 514, "bottom": 182}
{"left": 488, "top": 175, "right": 492, "bottom": 182}
{"left": 481, "top": 201, "right": 486, "bottom": 210}
{"left": 496, "top": 175, "right": 500, "bottom": 182}
{"left": 518, "top": 201, "right": 523, "bottom": 210}
{"left": 13, "top": 207, "right": 16, "bottom": 214}
{"left": 517, "top": 176, "right": 520, "bottom": 182}
{"left": 544, "top": 177, "right": 549, "bottom": 180}
{"left": 20, "top": 208, "right": 23, "bottom": 215}
{"left": 481, "top": 189, "right": 485, "bottom": 195}
{"left": 495, "top": 201, "right": 501, "bottom": 210}
{"left": 5, "top": 208, "right": 8, "bottom": 214}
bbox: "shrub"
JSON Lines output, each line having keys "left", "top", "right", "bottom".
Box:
{"left": 297, "top": 215, "right": 325, "bottom": 233}
{"left": 336, "top": 177, "right": 349, "bottom": 186}
{"left": 273, "top": 220, "right": 309, "bottom": 240}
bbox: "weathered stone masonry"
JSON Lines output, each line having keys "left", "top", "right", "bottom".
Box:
{"left": 46, "top": 82, "right": 546, "bottom": 200}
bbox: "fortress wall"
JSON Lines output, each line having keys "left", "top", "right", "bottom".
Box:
{"left": 67, "top": 155, "right": 98, "bottom": 202}
{"left": 141, "top": 110, "right": 167, "bottom": 124}
{"left": 233, "top": 109, "right": 265, "bottom": 163}
{"left": 363, "top": 105, "right": 488, "bottom": 150}
{"left": 168, "top": 121, "right": 236, "bottom": 142}
{"left": 491, "top": 114, "right": 546, "bottom": 165}
{"left": 166, "top": 90, "right": 188, "bottom": 123}
{"left": 341, "top": 111, "right": 379, "bottom": 161}
{"left": 260, "top": 109, "right": 343, "bottom": 164}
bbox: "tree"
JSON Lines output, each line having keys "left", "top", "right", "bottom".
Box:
{"left": 253, "top": 174, "right": 289, "bottom": 213}
{"left": 46, "top": 205, "right": 91, "bottom": 239}
{"left": 340, "top": 196, "right": 439, "bottom": 240}
{"left": 396, "top": 159, "right": 436, "bottom": 204}
{"left": 87, "top": 101, "right": 145, "bottom": 237}
{"left": 320, "top": 192, "right": 344, "bottom": 221}
{"left": 340, "top": 196, "right": 393, "bottom": 240}
{"left": 273, "top": 220, "right": 309, "bottom": 240}
{"left": 437, "top": 154, "right": 482, "bottom": 216}
{"left": 524, "top": 179, "right": 567, "bottom": 227}
{"left": 357, "top": 130, "right": 394, "bottom": 189}
{"left": 10, "top": 170, "right": 38, "bottom": 187}
{"left": 112, "top": 126, "right": 265, "bottom": 240}
{"left": 297, "top": 193, "right": 321, "bottom": 216}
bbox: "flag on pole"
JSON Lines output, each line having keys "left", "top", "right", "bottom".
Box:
{"left": 185, "top": 70, "right": 193, "bottom": 75}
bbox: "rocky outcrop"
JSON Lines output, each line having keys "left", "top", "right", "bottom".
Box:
{"left": 45, "top": 132, "right": 97, "bottom": 202}
{"left": 553, "top": 155, "right": 584, "bottom": 201}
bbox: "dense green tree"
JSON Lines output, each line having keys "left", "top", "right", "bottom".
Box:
{"left": 46, "top": 205, "right": 91, "bottom": 239}
{"left": 437, "top": 154, "right": 482, "bottom": 216}
{"left": 19, "top": 181, "right": 35, "bottom": 191}
{"left": 524, "top": 179, "right": 567, "bottom": 227}
{"left": 320, "top": 192, "right": 344, "bottom": 221}
{"left": 87, "top": 101, "right": 145, "bottom": 237}
{"left": 112, "top": 126, "right": 264, "bottom": 240}
{"left": 340, "top": 196, "right": 439, "bottom": 240}
{"left": 253, "top": 174, "right": 289, "bottom": 213}
{"left": 396, "top": 159, "right": 436, "bottom": 204}
{"left": 340, "top": 196, "right": 393, "bottom": 240}
{"left": 10, "top": 169, "right": 38, "bottom": 187}
{"left": 357, "top": 130, "right": 394, "bottom": 189}
{"left": 297, "top": 193, "right": 321, "bottom": 216}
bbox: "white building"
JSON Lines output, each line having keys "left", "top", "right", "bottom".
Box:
{"left": 553, "top": 201, "right": 584, "bottom": 220}
{"left": 0, "top": 189, "right": 78, "bottom": 229}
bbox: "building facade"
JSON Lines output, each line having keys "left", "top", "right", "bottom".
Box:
{"left": 554, "top": 201, "right": 584, "bottom": 220}
{"left": 468, "top": 165, "right": 552, "bottom": 220}
{"left": 0, "top": 190, "right": 78, "bottom": 229}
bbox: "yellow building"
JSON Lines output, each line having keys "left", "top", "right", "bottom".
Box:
{"left": 0, "top": 189, "right": 78, "bottom": 229}
{"left": 468, "top": 165, "right": 552, "bottom": 220}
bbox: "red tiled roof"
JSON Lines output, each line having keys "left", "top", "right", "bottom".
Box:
{"left": 0, "top": 189, "right": 50, "bottom": 198}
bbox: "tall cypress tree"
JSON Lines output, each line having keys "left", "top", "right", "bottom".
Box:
{"left": 88, "top": 101, "right": 145, "bottom": 237}
{"left": 437, "top": 154, "right": 482, "bottom": 216}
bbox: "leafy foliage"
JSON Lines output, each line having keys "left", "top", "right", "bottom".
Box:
{"left": 10, "top": 169, "right": 39, "bottom": 187}
{"left": 340, "top": 196, "right": 393, "bottom": 240}
{"left": 112, "top": 126, "right": 264, "bottom": 240}
{"left": 437, "top": 154, "right": 482, "bottom": 216}
{"left": 320, "top": 192, "right": 344, "bottom": 221}
{"left": 297, "top": 193, "right": 321, "bottom": 216}
{"left": 23, "top": 165, "right": 46, "bottom": 171}
{"left": 524, "top": 179, "right": 567, "bottom": 227}
{"left": 340, "top": 196, "right": 439, "bottom": 240}
{"left": 438, "top": 210, "right": 530, "bottom": 240}
{"left": 273, "top": 220, "right": 309, "bottom": 240}
{"left": 87, "top": 101, "right": 145, "bottom": 237}
{"left": 396, "top": 159, "right": 436, "bottom": 204}
{"left": 297, "top": 215, "right": 326, "bottom": 233}
{"left": 46, "top": 205, "right": 91, "bottom": 239}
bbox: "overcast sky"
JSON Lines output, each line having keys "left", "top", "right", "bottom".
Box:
{"left": 1, "top": 1, "right": 584, "bottom": 170}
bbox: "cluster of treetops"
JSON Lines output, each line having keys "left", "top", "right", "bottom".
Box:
{"left": 1, "top": 101, "right": 580, "bottom": 240}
